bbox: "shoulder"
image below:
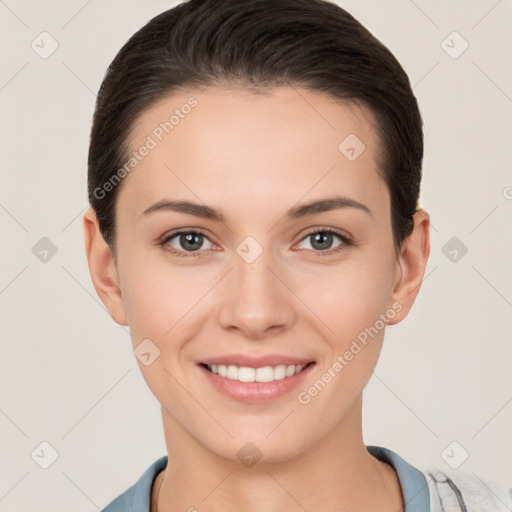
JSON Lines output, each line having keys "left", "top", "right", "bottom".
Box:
{"left": 101, "top": 455, "right": 168, "bottom": 512}
{"left": 367, "top": 445, "right": 512, "bottom": 512}
{"left": 421, "top": 466, "right": 512, "bottom": 512}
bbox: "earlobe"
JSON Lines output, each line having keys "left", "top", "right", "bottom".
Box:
{"left": 83, "top": 207, "right": 128, "bottom": 326}
{"left": 387, "top": 209, "right": 431, "bottom": 325}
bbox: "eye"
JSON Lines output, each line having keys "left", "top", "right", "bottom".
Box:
{"left": 296, "top": 227, "right": 352, "bottom": 255}
{"left": 159, "top": 227, "right": 352, "bottom": 258}
{"left": 160, "top": 230, "right": 215, "bottom": 257}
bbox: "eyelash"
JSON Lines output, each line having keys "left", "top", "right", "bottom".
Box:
{"left": 159, "top": 227, "right": 352, "bottom": 259}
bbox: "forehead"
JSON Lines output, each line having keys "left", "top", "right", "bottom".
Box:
{"left": 119, "top": 86, "right": 389, "bottom": 223}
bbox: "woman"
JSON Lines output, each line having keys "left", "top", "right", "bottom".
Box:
{"left": 84, "top": 0, "right": 512, "bottom": 510}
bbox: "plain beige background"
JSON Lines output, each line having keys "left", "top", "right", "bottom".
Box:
{"left": 0, "top": 1, "right": 511, "bottom": 510}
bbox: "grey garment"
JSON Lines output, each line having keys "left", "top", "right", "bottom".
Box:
{"left": 425, "top": 467, "right": 512, "bottom": 512}
{"left": 100, "top": 444, "right": 510, "bottom": 512}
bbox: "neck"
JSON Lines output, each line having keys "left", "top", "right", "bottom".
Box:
{"left": 153, "top": 398, "right": 404, "bottom": 512}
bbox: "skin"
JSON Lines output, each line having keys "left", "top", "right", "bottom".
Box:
{"left": 84, "top": 86, "right": 430, "bottom": 512}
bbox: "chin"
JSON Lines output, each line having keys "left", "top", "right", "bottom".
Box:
{"left": 203, "top": 430, "right": 312, "bottom": 467}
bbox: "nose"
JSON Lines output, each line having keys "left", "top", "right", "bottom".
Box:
{"left": 217, "top": 245, "right": 296, "bottom": 339}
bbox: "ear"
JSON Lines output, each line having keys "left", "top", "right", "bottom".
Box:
{"left": 83, "top": 207, "right": 128, "bottom": 326}
{"left": 386, "top": 208, "right": 431, "bottom": 325}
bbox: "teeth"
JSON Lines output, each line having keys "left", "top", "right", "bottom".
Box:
{"left": 239, "top": 367, "right": 256, "bottom": 382}
{"left": 206, "top": 363, "right": 308, "bottom": 382}
{"left": 226, "top": 365, "right": 239, "bottom": 380}
{"left": 274, "top": 365, "right": 286, "bottom": 380}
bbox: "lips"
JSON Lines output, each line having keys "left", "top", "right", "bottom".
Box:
{"left": 196, "top": 353, "right": 317, "bottom": 403}
{"left": 198, "top": 358, "right": 316, "bottom": 403}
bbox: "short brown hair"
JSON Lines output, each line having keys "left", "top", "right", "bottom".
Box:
{"left": 88, "top": 0, "right": 423, "bottom": 254}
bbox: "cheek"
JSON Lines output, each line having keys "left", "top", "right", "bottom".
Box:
{"left": 294, "top": 265, "right": 393, "bottom": 414}
{"left": 299, "top": 257, "right": 395, "bottom": 342}
{"left": 120, "top": 260, "right": 190, "bottom": 343}
{"left": 121, "top": 264, "right": 201, "bottom": 401}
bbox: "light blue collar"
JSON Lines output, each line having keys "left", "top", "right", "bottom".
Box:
{"left": 102, "top": 445, "right": 430, "bottom": 511}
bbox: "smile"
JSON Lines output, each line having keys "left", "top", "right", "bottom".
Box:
{"left": 198, "top": 361, "right": 316, "bottom": 403}
{"left": 202, "top": 362, "right": 314, "bottom": 383}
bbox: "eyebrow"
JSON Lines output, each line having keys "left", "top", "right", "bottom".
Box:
{"left": 140, "top": 196, "right": 372, "bottom": 222}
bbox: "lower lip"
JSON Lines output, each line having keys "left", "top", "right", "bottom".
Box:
{"left": 198, "top": 363, "right": 316, "bottom": 404}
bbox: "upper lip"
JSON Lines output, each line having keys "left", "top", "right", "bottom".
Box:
{"left": 199, "top": 354, "right": 315, "bottom": 368}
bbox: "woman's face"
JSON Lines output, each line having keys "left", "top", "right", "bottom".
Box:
{"left": 89, "top": 86, "right": 427, "bottom": 463}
